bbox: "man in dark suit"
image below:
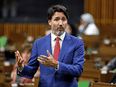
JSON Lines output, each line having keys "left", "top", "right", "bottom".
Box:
{"left": 15, "top": 5, "right": 84, "bottom": 87}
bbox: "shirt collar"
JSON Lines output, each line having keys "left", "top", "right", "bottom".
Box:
{"left": 51, "top": 31, "right": 66, "bottom": 41}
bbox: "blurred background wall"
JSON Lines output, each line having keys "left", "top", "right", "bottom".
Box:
{"left": 0, "top": 0, "right": 116, "bottom": 86}
{"left": 0, "top": 0, "right": 84, "bottom": 23}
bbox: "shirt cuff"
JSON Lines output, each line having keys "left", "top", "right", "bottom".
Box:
{"left": 17, "top": 65, "right": 24, "bottom": 74}
{"left": 55, "top": 62, "right": 59, "bottom": 71}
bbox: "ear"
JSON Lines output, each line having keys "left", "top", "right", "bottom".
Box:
{"left": 48, "top": 20, "right": 51, "bottom": 25}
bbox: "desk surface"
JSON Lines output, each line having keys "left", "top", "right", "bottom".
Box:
{"left": 92, "top": 83, "right": 116, "bottom": 87}
{"left": 79, "top": 68, "right": 114, "bottom": 83}
{"left": 0, "top": 83, "right": 36, "bottom": 87}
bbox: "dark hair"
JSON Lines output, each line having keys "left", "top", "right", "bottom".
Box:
{"left": 21, "top": 44, "right": 32, "bottom": 53}
{"left": 69, "top": 23, "right": 78, "bottom": 37}
{"left": 47, "top": 5, "right": 69, "bottom": 20}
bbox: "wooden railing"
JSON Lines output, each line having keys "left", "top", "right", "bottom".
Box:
{"left": 0, "top": 23, "right": 50, "bottom": 38}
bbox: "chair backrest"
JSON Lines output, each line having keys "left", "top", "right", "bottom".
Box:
{"left": 0, "top": 36, "right": 7, "bottom": 47}
{"left": 84, "top": 60, "right": 94, "bottom": 69}
{"left": 0, "top": 73, "right": 5, "bottom": 83}
{"left": 101, "top": 24, "right": 116, "bottom": 38}
{"left": 82, "top": 35, "right": 100, "bottom": 48}
{"left": 99, "top": 46, "right": 116, "bottom": 56}
{"left": 78, "top": 81, "right": 91, "bottom": 87}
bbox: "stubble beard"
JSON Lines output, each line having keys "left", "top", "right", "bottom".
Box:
{"left": 53, "top": 29, "right": 64, "bottom": 36}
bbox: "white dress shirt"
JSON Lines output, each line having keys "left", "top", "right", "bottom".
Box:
{"left": 51, "top": 31, "right": 66, "bottom": 55}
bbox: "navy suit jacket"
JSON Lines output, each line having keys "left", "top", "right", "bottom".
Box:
{"left": 17, "top": 32, "right": 84, "bottom": 87}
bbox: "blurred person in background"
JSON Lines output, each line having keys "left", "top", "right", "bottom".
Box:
{"left": 102, "top": 57, "right": 116, "bottom": 71}
{"left": 65, "top": 24, "right": 77, "bottom": 37}
{"left": 103, "top": 58, "right": 116, "bottom": 84}
{"left": 45, "top": 27, "right": 52, "bottom": 36}
{"left": 11, "top": 44, "right": 40, "bottom": 83}
{"left": 65, "top": 24, "right": 72, "bottom": 35}
{"left": 26, "top": 36, "right": 34, "bottom": 44}
{"left": 78, "top": 13, "right": 99, "bottom": 36}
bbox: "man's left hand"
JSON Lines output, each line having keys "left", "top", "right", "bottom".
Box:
{"left": 37, "top": 50, "right": 58, "bottom": 68}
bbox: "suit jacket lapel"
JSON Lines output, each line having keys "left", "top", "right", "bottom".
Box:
{"left": 58, "top": 33, "right": 71, "bottom": 62}
{"left": 44, "top": 34, "right": 55, "bottom": 73}
{"left": 44, "top": 33, "right": 52, "bottom": 56}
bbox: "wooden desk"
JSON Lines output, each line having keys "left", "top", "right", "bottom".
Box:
{"left": 80, "top": 68, "right": 101, "bottom": 82}
{"left": 79, "top": 60, "right": 114, "bottom": 83}
{"left": 34, "top": 77, "right": 40, "bottom": 87}
{"left": 92, "top": 82, "right": 116, "bottom": 87}
{"left": 93, "top": 46, "right": 116, "bottom": 63}
{"left": 79, "top": 68, "right": 114, "bottom": 83}
{"left": 84, "top": 60, "right": 95, "bottom": 69}
{"left": 0, "top": 61, "right": 14, "bottom": 74}
{"left": 82, "top": 35, "right": 101, "bottom": 48}
{"left": 84, "top": 54, "right": 94, "bottom": 60}
{"left": 0, "top": 61, "right": 4, "bottom": 72}
{"left": 0, "top": 76, "right": 39, "bottom": 87}
{"left": 0, "top": 82, "right": 24, "bottom": 87}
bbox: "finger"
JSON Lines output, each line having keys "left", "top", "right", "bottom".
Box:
{"left": 20, "top": 59, "right": 24, "bottom": 64}
{"left": 47, "top": 50, "right": 52, "bottom": 57}
{"left": 37, "top": 58, "right": 44, "bottom": 64}
{"left": 15, "top": 51, "right": 21, "bottom": 60}
{"left": 40, "top": 55, "right": 48, "bottom": 59}
{"left": 15, "top": 52, "right": 17, "bottom": 60}
{"left": 16, "top": 56, "right": 18, "bottom": 62}
{"left": 18, "top": 57, "right": 21, "bottom": 63}
{"left": 18, "top": 60, "right": 24, "bottom": 68}
{"left": 18, "top": 57, "right": 23, "bottom": 63}
{"left": 15, "top": 52, "right": 18, "bottom": 62}
{"left": 17, "top": 51, "right": 21, "bottom": 57}
{"left": 15, "top": 52, "right": 18, "bottom": 56}
{"left": 38, "top": 57, "right": 46, "bottom": 61}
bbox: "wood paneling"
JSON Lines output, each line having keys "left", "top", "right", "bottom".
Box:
{"left": 88, "top": 0, "right": 94, "bottom": 15}
{"left": 100, "top": 24, "right": 116, "bottom": 38}
{"left": 0, "top": 23, "right": 4, "bottom": 37}
{"left": 10, "top": 23, "right": 16, "bottom": 33}
{"left": 84, "top": 0, "right": 89, "bottom": 13}
{"left": 109, "top": 0, "right": 114, "bottom": 24}
{"left": 28, "top": 23, "right": 34, "bottom": 37}
{"left": 114, "top": 0, "right": 116, "bottom": 23}
{"left": 84, "top": 0, "right": 116, "bottom": 25}
{"left": 4, "top": 23, "right": 11, "bottom": 37}
{"left": 0, "top": 23, "right": 49, "bottom": 42}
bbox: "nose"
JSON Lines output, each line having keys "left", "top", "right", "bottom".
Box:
{"left": 59, "top": 20, "right": 63, "bottom": 25}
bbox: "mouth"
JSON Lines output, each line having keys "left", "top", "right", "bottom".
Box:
{"left": 58, "top": 27, "right": 63, "bottom": 31}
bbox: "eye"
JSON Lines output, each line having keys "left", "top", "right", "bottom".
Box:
{"left": 54, "top": 19, "right": 58, "bottom": 21}
{"left": 62, "top": 18, "right": 66, "bottom": 21}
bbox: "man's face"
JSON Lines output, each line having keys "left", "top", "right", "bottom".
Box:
{"left": 48, "top": 12, "right": 68, "bottom": 36}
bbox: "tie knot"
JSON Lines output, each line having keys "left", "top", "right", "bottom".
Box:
{"left": 56, "top": 37, "right": 59, "bottom": 42}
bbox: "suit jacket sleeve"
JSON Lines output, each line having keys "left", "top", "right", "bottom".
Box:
{"left": 17, "top": 40, "right": 39, "bottom": 79}
{"left": 107, "top": 57, "right": 116, "bottom": 71}
{"left": 58, "top": 39, "right": 84, "bottom": 78}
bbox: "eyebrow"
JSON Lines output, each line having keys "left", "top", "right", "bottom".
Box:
{"left": 55, "top": 16, "right": 66, "bottom": 19}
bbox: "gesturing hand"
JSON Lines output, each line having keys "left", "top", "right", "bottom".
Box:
{"left": 15, "top": 51, "right": 24, "bottom": 70}
{"left": 37, "top": 50, "right": 58, "bottom": 68}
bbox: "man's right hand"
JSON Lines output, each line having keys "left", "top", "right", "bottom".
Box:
{"left": 15, "top": 51, "right": 24, "bottom": 70}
